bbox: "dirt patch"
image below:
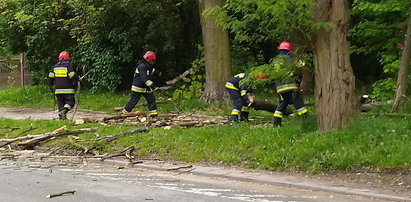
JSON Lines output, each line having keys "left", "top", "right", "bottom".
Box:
{"left": 0, "top": 107, "right": 108, "bottom": 120}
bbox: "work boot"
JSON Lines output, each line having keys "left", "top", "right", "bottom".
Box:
{"left": 149, "top": 114, "right": 158, "bottom": 120}
{"left": 272, "top": 117, "right": 282, "bottom": 127}
{"left": 58, "top": 108, "right": 69, "bottom": 120}
{"left": 229, "top": 115, "right": 239, "bottom": 125}
{"left": 240, "top": 112, "right": 249, "bottom": 122}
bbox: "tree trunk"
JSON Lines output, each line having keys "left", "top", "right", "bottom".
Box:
{"left": 198, "top": 0, "right": 232, "bottom": 102}
{"left": 313, "top": 0, "right": 359, "bottom": 132}
{"left": 391, "top": 14, "right": 411, "bottom": 112}
{"left": 300, "top": 71, "right": 314, "bottom": 94}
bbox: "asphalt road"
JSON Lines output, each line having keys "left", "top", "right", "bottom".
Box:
{"left": 0, "top": 158, "right": 384, "bottom": 202}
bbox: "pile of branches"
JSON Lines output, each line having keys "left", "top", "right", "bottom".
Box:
{"left": 102, "top": 112, "right": 229, "bottom": 128}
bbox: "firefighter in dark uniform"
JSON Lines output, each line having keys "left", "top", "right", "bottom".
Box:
{"left": 48, "top": 51, "right": 78, "bottom": 120}
{"left": 225, "top": 73, "right": 252, "bottom": 123}
{"left": 272, "top": 41, "right": 308, "bottom": 126}
{"left": 123, "top": 51, "right": 160, "bottom": 118}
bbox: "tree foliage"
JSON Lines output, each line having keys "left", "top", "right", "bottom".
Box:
{"left": 0, "top": 0, "right": 202, "bottom": 92}
{"left": 350, "top": 0, "right": 411, "bottom": 100}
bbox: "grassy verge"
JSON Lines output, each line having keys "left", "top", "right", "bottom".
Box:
{"left": 1, "top": 112, "right": 409, "bottom": 173}
{"left": 0, "top": 86, "right": 409, "bottom": 173}
{"left": 0, "top": 86, "right": 228, "bottom": 115}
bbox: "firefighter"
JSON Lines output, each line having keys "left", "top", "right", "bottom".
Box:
{"left": 225, "top": 73, "right": 252, "bottom": 123}
{"left": 48, "top": 51, "right": 78, "bottom": 120}
{"left": 123, "top": 51, "right": 160, "bottom": 119}
{"left": 272, "top": 41, "right": 308, "bottom": 126}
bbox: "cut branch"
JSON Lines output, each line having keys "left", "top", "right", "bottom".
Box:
{"left": 46, "top": 190, "right": 76, "bottom": 199}
{"left": 165, "top": 68, "right": 193, "bottom": 85}
{"left": 95, "top": 146, "right": 136, "bottom": 161}
{"left": 103, "top": 111, "right": 146, "bottom": 122}
{"left": 166, "top": 165, "right": 193, "bottom": 171}
{"left": 84, "top": 128, "right": 148, "bottom": 154}
{"left": 16, "top": 128, "right": 97, "bottom": 150}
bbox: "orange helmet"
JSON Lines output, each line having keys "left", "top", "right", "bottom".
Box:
{"left": 278, "top": 41, "right": 292, "bottom": 51}
{"left": 58, "top": 51, "right": 70, "bottom": 60}
{"left": 143, "top": 51, "right": 156, "bottom": 62}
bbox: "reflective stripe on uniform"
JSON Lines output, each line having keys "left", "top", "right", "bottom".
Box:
{"left": 276, "top": 84, "right": 298, "bottom": 93}
{"left": 273, "top": 110, "right": 283, "bottom": 118}
{"left": 297, "top": 107, "right": 308, "bottom": 115}
{"left": 225, "top": 82, "right": 239, "bottom": 90}
{"left": 145, "top": 80, "right": 153, "bottom": 86}
{"left": 234, "top": 73, "right": 246, "bottom": 78}
{"left": 240, "top": 90, "right": 247, "bottom": 96}
{"left": 55, "top": 89, "right": 75, "bottom": 94}
{"left": 135, "top": 68, "right": 140, "bottom": 74}
{"left": 231, "top": 109, "right": 240, "bottom": 115}
{"left": 241, "top": 106, "right": 249, "bottom": 112}
{"left": 68, "top": 72, "right": 75, "bottom": 79}
{"left": 131, "top": 85, "right": 147, "bottom": 93}
{"left": 48, "top": 72, "right": 55, "bottom": 78}
{"left": 54, "top": 67, "right": 68, "bottom": 78}
{"left": 64, "top": 104, "right": 72, "bottom": 109}
{"left": 148, "top": 110, "right": 158, "bottom": 116}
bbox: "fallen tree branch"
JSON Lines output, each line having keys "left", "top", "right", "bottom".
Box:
{"left": 103, "top": 111, "right": 146, "bottom": 122}
{"left": 165, "top": 68, "right": 193, "bottom": 85}
{"left": 95, "top": 146, "right": 136, "bottom": 161}
{"left": 46, "top": 190, "right": 76, "bottom": 199}
{"left": 70, "top": 69, "right": 94, "bottom": 121}
{"left": 19, "top": 126, "right": 38, "bottom": 136}
{"left": 166, "top": 165, "right": 193, "bottom": 171}
{"left": 16, "top": 128, "right": 97, "bottom": 150}
{"left": 98, "top": 128, "right": 148, "bottom": 142}
{"left": 0, "top": 134, "right": 47, "bottom": 148}
{"left": 83, "top": 128, "right": 148, "bottom": 155}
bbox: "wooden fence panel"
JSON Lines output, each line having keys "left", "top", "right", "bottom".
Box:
{"left": 0, "top": 54, "right": 31, "bottom": 88}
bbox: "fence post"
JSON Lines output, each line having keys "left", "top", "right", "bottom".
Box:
{"left": 20, "top": 53, "right": 25, "bottom": 86}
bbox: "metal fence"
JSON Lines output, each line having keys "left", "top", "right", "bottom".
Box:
{"left": 0, "top": 54, "right": 31, "bottom": 88}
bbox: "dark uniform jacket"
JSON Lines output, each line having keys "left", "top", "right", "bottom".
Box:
{"left": 225, "top": 73, "right": 251, "bottom": 104}
{"left": 274, "top": 51, "right": 300, "bottom": 94}
{"left": 131, "top": 60, "right": 161, "bottom": 93}
{"left": 48, "top": 60, "right": 77, "bottom": 94}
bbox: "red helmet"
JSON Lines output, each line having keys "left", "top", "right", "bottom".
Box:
{"left": 58, "top": 51, "right": 70, "bottom": 60}
{"left": 278, "top": 41, "right": 292, "bottom": 51}
{"left": 255, "top": 71, "right": 268, "bottom": 80}
{"left": 143, "top": 51, "right": 156, "bottom": 62}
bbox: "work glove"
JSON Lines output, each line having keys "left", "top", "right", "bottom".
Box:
{"left": 247, "top": 95, "right": 255, "bottom": 108}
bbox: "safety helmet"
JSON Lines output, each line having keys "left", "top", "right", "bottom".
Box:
{"left": 278, "top": 41, "right": 292, "bottom": 51}
{"left": 255, "top": 71, "right": 268, "bottom": 80}
{"left": 143, "top": 51, "right": 156, "bottom": 62}
{"left": 58, "top": 51, "right": 70, "bottom": 60}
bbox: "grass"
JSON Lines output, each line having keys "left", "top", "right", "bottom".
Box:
{"left": 0, "top": 86, "right": 410, "bottom": 173}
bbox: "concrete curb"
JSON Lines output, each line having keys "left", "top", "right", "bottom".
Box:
{"left": 85, "top": 158, "right": 411, "bottom": 201}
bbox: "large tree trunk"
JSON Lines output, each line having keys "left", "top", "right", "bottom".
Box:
{"left": 300, "top": 71, "right": 314, "bottom": 94}
{"left": 313, "top": 0, "right": 359, "bottom": 132}
{"left": 391, "top": 15, "right": 411, "bottom": 112}
{"left": 198, "top": 0, "right": 232, "bottom": 102}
